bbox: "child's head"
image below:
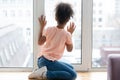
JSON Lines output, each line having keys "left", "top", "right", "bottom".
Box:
{"left": 55, "top": 2, "right": 73, "bottom": 25}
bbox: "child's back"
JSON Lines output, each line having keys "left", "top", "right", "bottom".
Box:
{"left": 40, "top": 26, "right": 72, "bottom": 60}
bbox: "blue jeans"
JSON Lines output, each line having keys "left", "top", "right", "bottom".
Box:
{"left": 37, "top": 56, "right": 77, "bottom": 80}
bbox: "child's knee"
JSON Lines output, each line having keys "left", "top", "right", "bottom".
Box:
{"left": 70, "top": 70, "right": 77, "bottom": 80}
{"left": 73, "top": 71, "right": 77, "bottom": 79}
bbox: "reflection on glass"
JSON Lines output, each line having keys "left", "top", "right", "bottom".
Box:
{"left": 0, "top": 0, "right": 33, "bottom": 67}
{"left": 45, "top": 0, "right": 81, "bottom": 64}
{"left": 92, "top": 0, "right": 120, "bottom": 67}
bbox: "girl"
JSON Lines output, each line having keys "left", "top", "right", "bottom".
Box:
{"left": 29, "top": 2, "right": 77, "bottom": 80}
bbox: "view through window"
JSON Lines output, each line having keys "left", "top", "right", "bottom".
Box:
{"left": 92, "top": 0, "right": 120, "bottom": 68}
{"left": 0, "top": 0, "right": 33, "bottom": 67}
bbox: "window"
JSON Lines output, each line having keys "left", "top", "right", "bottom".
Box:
{"left": 92, "top": 0, "right": 120, "bottom": 68}
{"left": 1, "top": 0, "right": 118, "bottom": 71}
{"left": 0, "top": 0, "right": 33, "bottom": 68}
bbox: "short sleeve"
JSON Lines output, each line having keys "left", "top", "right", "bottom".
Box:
{"left": 66, "top": 32, "right": 72, "bottom": 44}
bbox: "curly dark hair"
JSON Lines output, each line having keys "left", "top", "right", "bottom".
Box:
{"left": 55, "top": 2, "right": 74, "bottom": 25}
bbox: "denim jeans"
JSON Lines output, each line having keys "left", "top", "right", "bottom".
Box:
{"left": 37, "top": 56, "right": 77, "bottom": 80}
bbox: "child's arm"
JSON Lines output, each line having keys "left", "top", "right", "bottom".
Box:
{"left": 38, "top": 15, "right": 47, "bottom": 45}
{"left": 66, "top": 43, "right": 73, "bottom": 52}
{"left": 66, "top": 22, "right": 76, "bottom": 52}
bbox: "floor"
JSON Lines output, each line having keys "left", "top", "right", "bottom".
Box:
{"left": 77, "top": 72, "right": 107, "bottom": 80}
{"left": 0, "top": 72, "right": 107, "bottom": 80}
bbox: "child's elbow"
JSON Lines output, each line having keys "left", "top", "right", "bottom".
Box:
{"left": 67, "top": 48, "right": 73, "bottom": 52}
{"left": 38, "top": 41, "right": 43, "bottom": 45}
{"left": 66, "top": 44, "right": 73, "bottom": 52}
{"left": 38, "top": 40, "right": 46, "bottom": 45}
{"left": 38, "top": 36, "right": 46, "bottom": 45}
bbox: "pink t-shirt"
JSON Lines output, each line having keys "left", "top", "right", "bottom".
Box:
{"left": 38, "top": 26, "right": 72, "bottom": 61}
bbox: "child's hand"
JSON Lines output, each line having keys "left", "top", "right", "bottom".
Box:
{"left": 38, "top": 15, "right": 47, "bottom": 30}
{"left": 67, "top": 22, "right": 76, "bottom": 34}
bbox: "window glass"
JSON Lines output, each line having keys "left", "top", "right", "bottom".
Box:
{"left": 0, "top": 0, "right": 33, "bottom": 67}
{"left": 92, "top": 0, "right": 120, "bottom": 67}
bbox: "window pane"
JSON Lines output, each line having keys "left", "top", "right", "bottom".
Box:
{"left": 45, "top": 0, "right": 81, "bottom": 64}
{"left": 0, "top": 0, "right": 33, "bottom": 67}
{"left": 92, "top": 0, "right": 120, "bottom": 67}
